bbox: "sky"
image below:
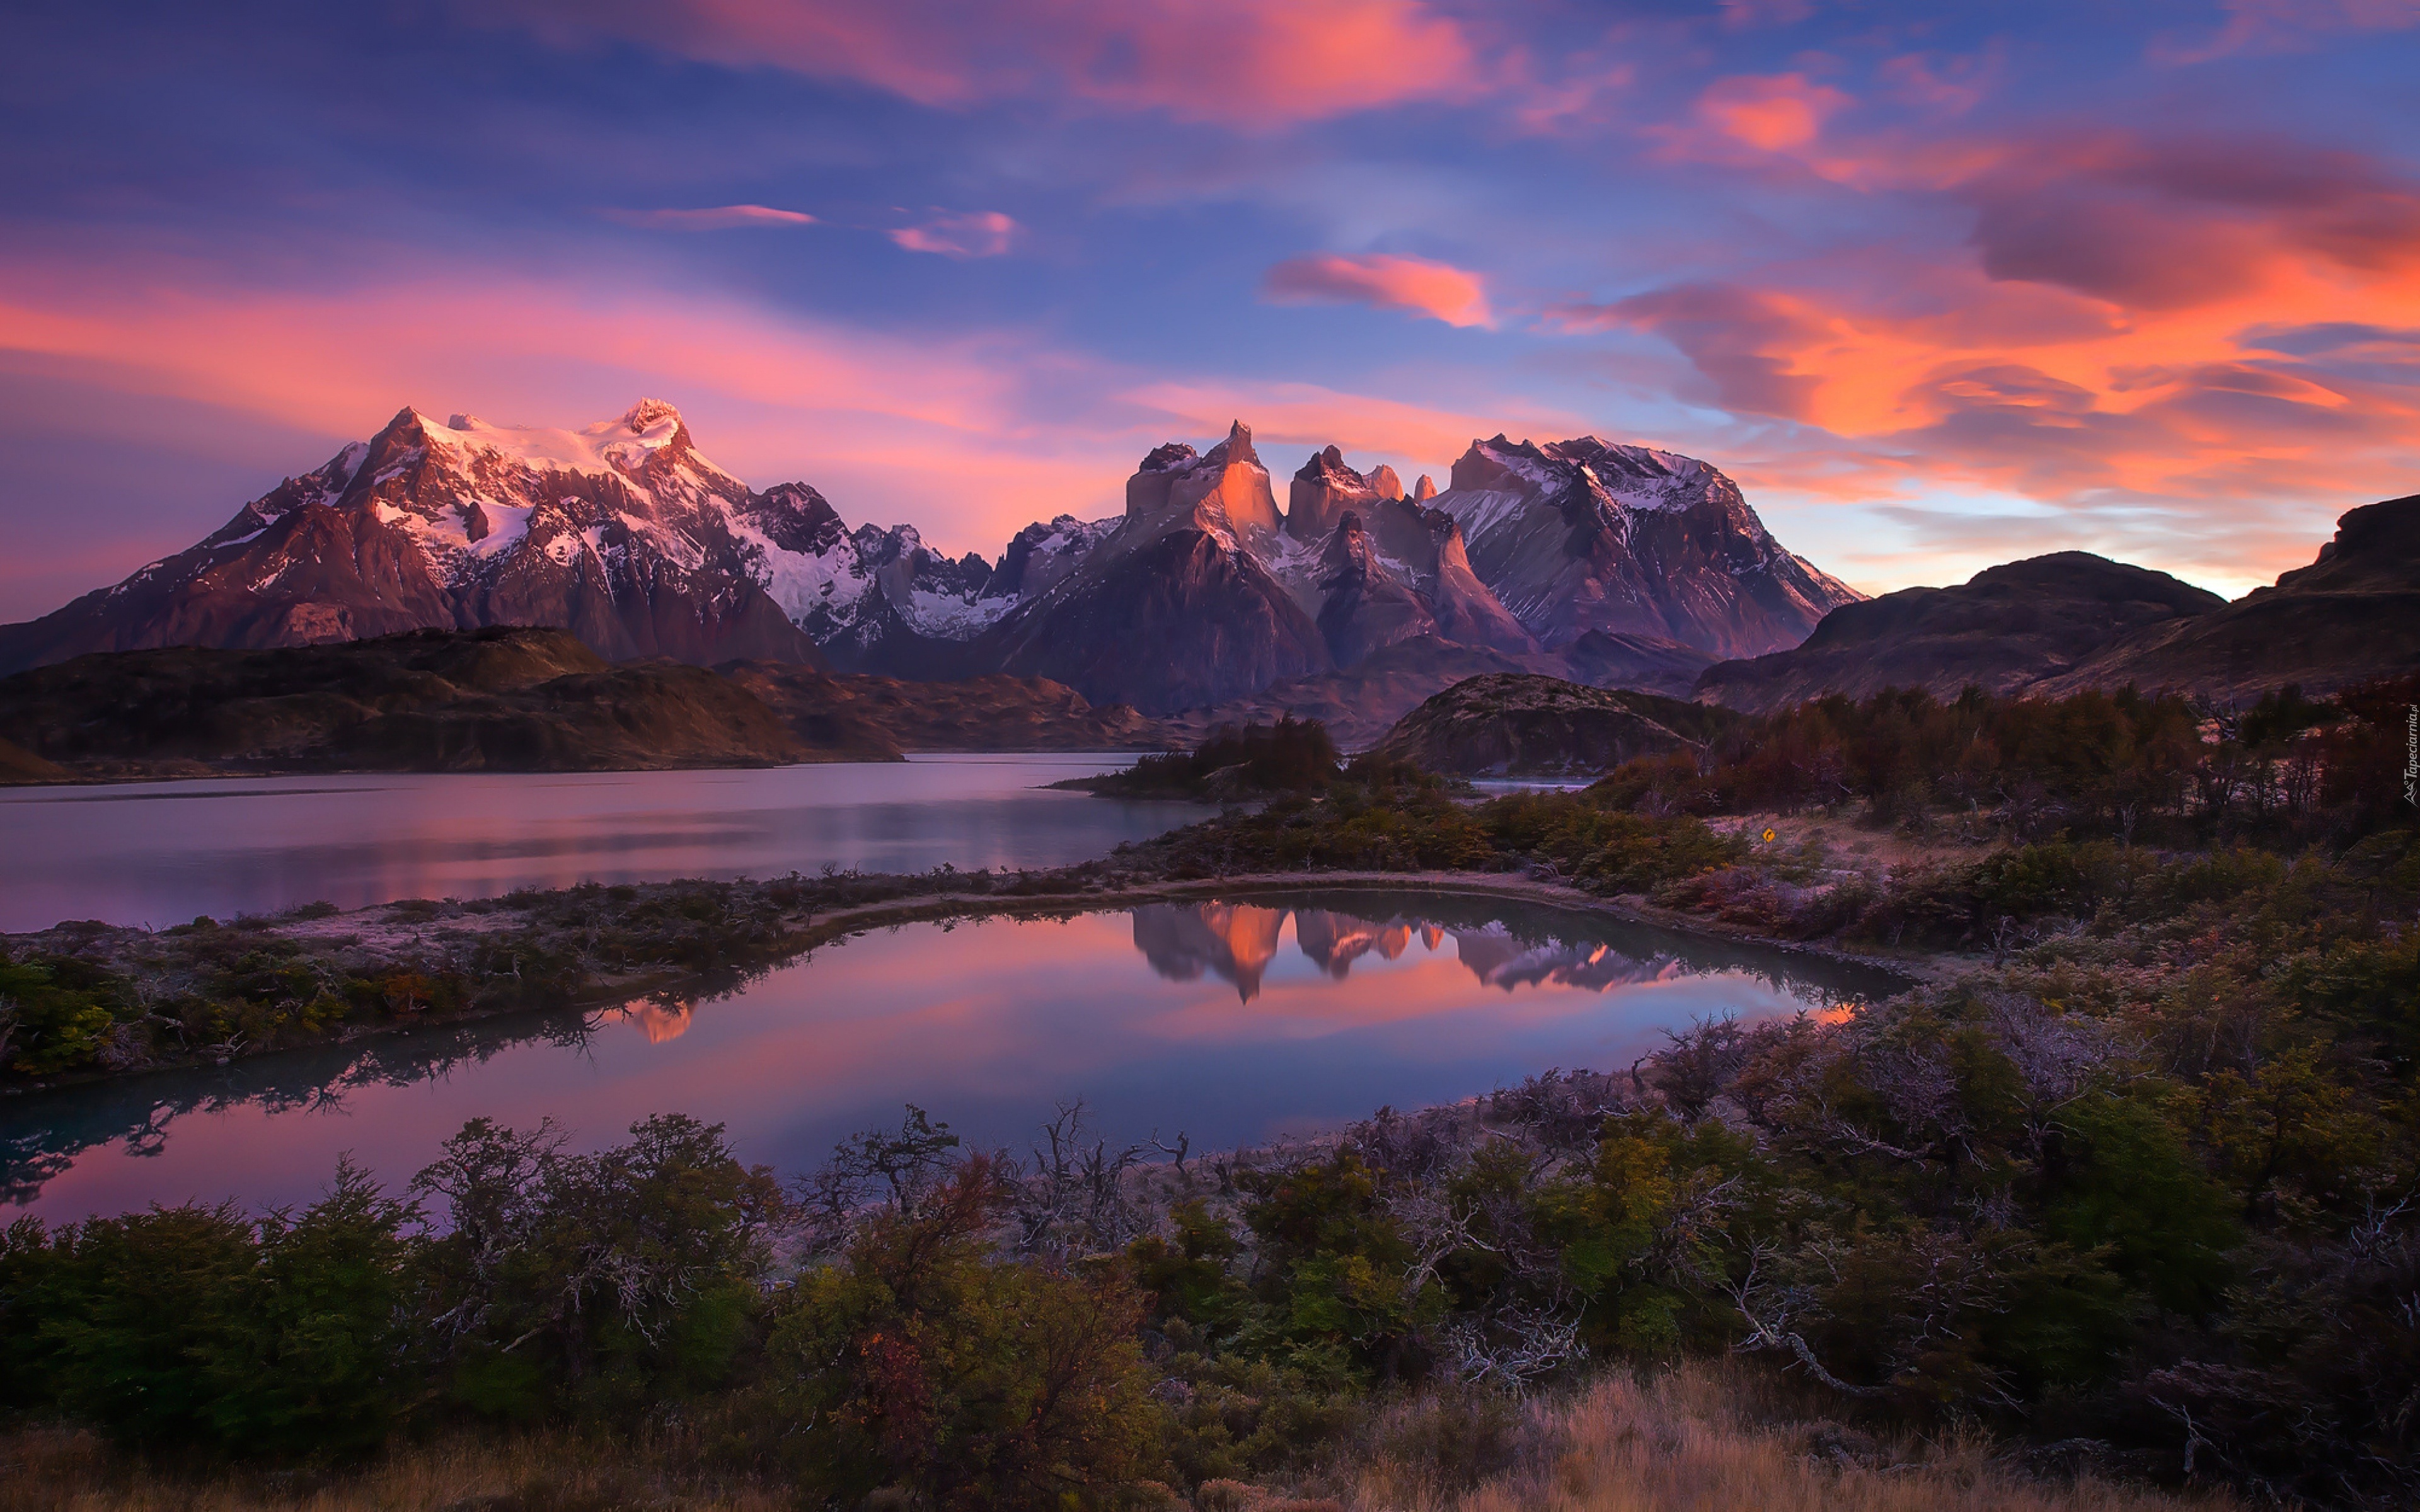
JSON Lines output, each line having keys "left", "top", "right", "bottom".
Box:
{"left": 3, "top": 0, "right": 2418, "bottom": 621}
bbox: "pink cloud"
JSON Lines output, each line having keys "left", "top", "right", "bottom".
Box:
{"left": 1696, "top": 72, "right": 1853, "bottom": 152}
{"left": 1552, "top": 284, "right": 1826, "bottom": 419}
{"left": 0, "top": 251, "right": 1557, "bottom": 591}
{"left": 2153, "top": 0, "right": 2420, "bottom": 65}
{"left": 603, "top": 204, "right": 817, "bottom": 230}
{"left": 483, "top": 0, "right": 1480, "bottom": 130}
{"left": 1876, "top": 50, "right": 1998, "bottom": 115}
{"left": 1719, "top": 0, "right": 1816, "bottom": 28}
{"left": 1262, "top": 253, "right": 1494, "bottom": 328}
{"left": 889, "top": 210, "right": 1019, "bottom": 259}
{"left": 0, "top": 257, "right": 1158, "bottom": 569}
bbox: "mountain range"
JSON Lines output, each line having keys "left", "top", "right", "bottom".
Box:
{"left": 0, "top": 401, "right": 1861, "bottom": 721}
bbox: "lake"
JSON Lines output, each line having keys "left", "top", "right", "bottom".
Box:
{"left": 1, "top": 890, "right": 1905, "bottom": 1220}
{"left": 0, "top": 755, "right": 1198, "bottom": 934}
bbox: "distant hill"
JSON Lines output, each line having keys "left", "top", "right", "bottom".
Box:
{"left": 718, "top": 663, "right": 1175, "bottom": 753}
{"left": 1697, "top": 494, "right": 2420, "bottom": 711}
{"left": 1695, "top": 553, "right": 2225, "bottom": 714}
{"left": 0, "top": 627, "right": 822, "bottom": 778}
{"left": 1369, "top": 673, "right": 1732, "bottom": 777}
{"left": 2039, "top": 495, "right": 2420, "bottom": 702}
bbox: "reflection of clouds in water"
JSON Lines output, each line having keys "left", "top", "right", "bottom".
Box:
{"left": 7, "top": 894, "right": 1908, "bottom": 1217}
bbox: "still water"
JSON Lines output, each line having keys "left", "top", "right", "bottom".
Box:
{"left": 2, "top": 890, "right": 1904, "bottom": 1220}
{"left": 0, "top": 755, "right": 1197, "bottom": 933}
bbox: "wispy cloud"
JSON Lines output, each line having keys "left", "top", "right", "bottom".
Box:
{"left": 482, "top": 0, "right": 1482, "bottom": 130}
{"left": 1262, "top": 253, "right": 1494, "bottom": 328}
{"left": 601, "top": 204, "right": 817, "bottom": 231}
{"left": 890, "top": 210, "right": 1018, "bottom": 258}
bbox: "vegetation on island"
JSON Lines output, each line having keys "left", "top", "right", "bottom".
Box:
{"left": 1059, "top": 716, "right": 1345, "bottom": 799}
{"left": 3, "top": 674, "right": 2415, "bottom": 1507}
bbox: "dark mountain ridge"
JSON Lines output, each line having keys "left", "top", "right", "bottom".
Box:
{"left": 1697, "top": 495, "right": 2420, "bottom": 712}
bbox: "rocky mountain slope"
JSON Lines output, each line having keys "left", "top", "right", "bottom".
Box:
{"left": 977, "top": 423, "right": 1845, "bottom": 716}
{"left": 0, "top": 627, "right": 817, "bottom": 776}
{"left": 1427, "top": 436, "right": 1862, "bottom": 656}
{"left": 1695, "top": 554, "right": 2227, "bottom": 713}
{"left": 0, "top": 400, "right": 1061, "bottom": 681}
{"left": 977, "top": 425, "right": 1334, "bottom": 711}
{"left": 1369, "top": 673, "right": 1733, "bottom": 777}
{"left": 0, "top": 403, "right": 828, "bottom": 674}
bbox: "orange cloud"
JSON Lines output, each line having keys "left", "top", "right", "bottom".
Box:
{"left": 1562, "top": 112, "right": 2420, "bottom": 590}
{"left": 1126, "top": 378, "right": 1591, "bottom": 476}
{"left": 1262, "top": 253, "right": 1494, "bottom": 327}
{"left": 484, "top": 0, "right": 1480, "bottom": 129}
{"left": 603, "top": 204, "right": 817, "bottom": 230}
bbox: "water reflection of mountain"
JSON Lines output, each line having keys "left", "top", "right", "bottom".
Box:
{"left": 1128, "top": 891, "right": 1907, "bottom": 1008}
{"left": 3, "top": 891, "right": 1908, "bottom": 1209}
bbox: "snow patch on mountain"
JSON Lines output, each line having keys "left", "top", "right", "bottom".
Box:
{"left": 414, "top": 399, "right": 727, "bottom": 483}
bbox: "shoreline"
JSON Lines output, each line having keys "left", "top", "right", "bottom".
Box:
{"left": 3, "top": 864, "right": 1949, "bottom": 1100}
{"left": 0, "top": 747, "right": 1173, "bottom": 791}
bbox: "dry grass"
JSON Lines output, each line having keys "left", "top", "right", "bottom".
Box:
{"left": 0, "top": 1426, "right": 785, "bottom": 1512}
{"left": 1345, "top": 1363, "right": 2229, "bottom": 1512}
{"left": 2, "top": 1363, "right": 2228, "bottom": 1512}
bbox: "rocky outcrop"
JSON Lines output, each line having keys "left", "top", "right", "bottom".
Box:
{"left": 2040, "top": 495, "right": 2420, "bottom": 701}
{"left": 1316, "top": 510, "right": 1441, "bottom": 665}
{"left": 1126, "top": 421, "right": 1284, "bottom": 548}
{"left": 1696, "top": 553, "right": 2226, "bottom": 714}
{"left": 980, "top": 427, "right": 1559, "bottom": 714}
{"left": 982, "top": 521, "right": 1332, "bottom": 713}
{"left": 1289, "top": 445, "right": 1386, "bottom": 542}
{"left": 981, "top": 515, "right": 1120, "bottom": 603}
{"left": 1428, "top": 435, "right": 1861, "bottom": 656}
{"left": 0, "top": 627, "right": 826, "bottom": 775}
{"left": 1369, "top": 672, "right": 1730, "bottom": 776}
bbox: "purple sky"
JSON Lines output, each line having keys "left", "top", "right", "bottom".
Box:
{"left": 3, "top": 0, "right": 2417, "bottom": 620}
